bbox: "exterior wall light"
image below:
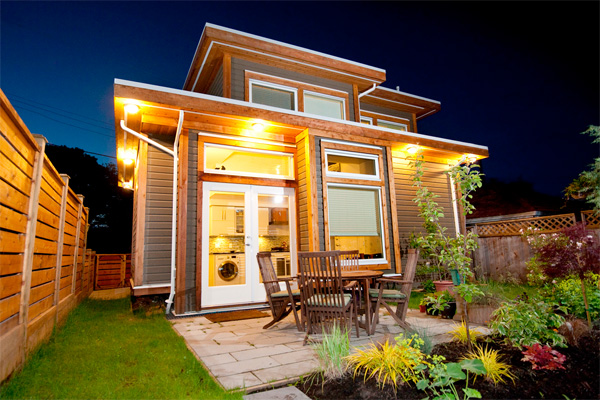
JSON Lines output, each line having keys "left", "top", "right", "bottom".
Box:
{"left": 251, "top": 121, "right": 265, "bottom": 132}
{"left": 124, "top": 104, "right": 140, "bottom": 114}
{"left": 121, "top": 180, "right": 133, "bottom": 190}
{"left": 406, "top": 145, "right": 420, "bottom": 155}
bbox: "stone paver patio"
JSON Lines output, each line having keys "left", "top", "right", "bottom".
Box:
{"left": 170, "top": 308, "right": 490, "bottom": 393}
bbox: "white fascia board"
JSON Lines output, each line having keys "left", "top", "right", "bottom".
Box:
{"left": 114, "top": 78, "right": 488, "bottom": 152}
{"left": 376, "top": 85, "right": 441, "bottom": 105}
{"left": 204, "top": 23, "right": 386, "bottom": 74}
{"left": 184, "top": 24, "right": 210, "bottom": 88}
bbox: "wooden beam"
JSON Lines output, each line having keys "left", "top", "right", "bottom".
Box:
{"left": 71, "top": 195, "right": 83, "bottom": 294}
{"left": 175, "top": 131, "right": 189, "bottom": 314}
{"left": 53, "top": 174, "right": 69, "bottom": 316}
{"left": 385, "top": 146, "right": 402, "bottom": 274}
{"left": 133, "top": 141, "right": 148, "bottom": 287}
{"left": 223, "top": 53, "right": 231, "bottom": 98}
{"left": 352, "top": 84, "right": 360, "bottom": 123}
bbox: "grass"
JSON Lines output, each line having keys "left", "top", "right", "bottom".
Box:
{"left": 0, "top": 298, "right": 242, "bottom": 400}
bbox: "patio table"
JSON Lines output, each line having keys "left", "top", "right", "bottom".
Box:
{"left": 341, "top": 269, "right": 383, "bottom": 335}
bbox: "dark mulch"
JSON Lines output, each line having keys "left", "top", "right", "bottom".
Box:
{"left": 297, "top": 329, "right": 600, "bottom": 400}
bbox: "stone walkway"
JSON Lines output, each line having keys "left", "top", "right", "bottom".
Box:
{"left": 170, "top": 308, "right": 490, "bottom": 393}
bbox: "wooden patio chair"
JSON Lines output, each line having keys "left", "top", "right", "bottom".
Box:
{"left": 369, "top": 249, "right": 420, "bottom": 333}
{"left": 256, "top": 252, "right": 302, "bottom": 331}
{"left": 338, "top": 249, "right": 362, "bottom": 309}
{"left": 297, "top": 251, "right": 360, "bottom": 343}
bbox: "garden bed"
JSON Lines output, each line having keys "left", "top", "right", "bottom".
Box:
{"left": 297, "top": 330, "right": 600, "bottom": 399}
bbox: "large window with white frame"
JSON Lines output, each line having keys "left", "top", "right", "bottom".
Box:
{"left": 327, "top": 184, "right": 385, "bottom": 262}
{"left": 321, "top": 140, "right": 390, "bottom": 266}
{"left": 377, "top": 119, "right": 408, "bottom": 131}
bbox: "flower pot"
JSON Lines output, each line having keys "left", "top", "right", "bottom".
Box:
{"left": 440, "top": 302, "right": 457, "bottom": 319}
{"left": 467, "top": 304, "right": 496, "bottom": 325}
{"left": 419, "top": 304, "right": 426, "bottom": 313}
{"left": 434, "top": 280, "right": 454, "bottom": 293}
{"left": 425, "top": 303, "right": 439, "bottom": 316}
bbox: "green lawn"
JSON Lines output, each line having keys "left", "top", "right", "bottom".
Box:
{"left": 0, "top": 298, "right": 242, "bottom": 400}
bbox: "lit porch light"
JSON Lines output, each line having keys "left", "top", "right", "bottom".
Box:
{"left": 119, "top": 148, "right": 137, "bottom": 166}
{"left": 251, "top": 120, "right": 266, "bottom": 132}
{"left": 121, "top": 180, "right": 133, "bottom": 190}
{"left": 466, "top": 154, "right": 478, "bottom": 164}
{"left": 124, "top": 103, "right": 140, "bottom": 114}
{"left": 406, "top": 145, "right": 420, "bottom": 155}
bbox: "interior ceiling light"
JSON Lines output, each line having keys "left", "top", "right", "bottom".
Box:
{"left": 124, "top": 103, "right": 140, "bottom": 114}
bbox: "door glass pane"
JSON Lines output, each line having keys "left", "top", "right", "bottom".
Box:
{"left": 258, "top": 194, "right": 291, "bottom": 278}
{"left": 208, "top": 191, "right": 246, "bottom": 287}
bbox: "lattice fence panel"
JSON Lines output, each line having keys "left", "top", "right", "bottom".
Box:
{"left": 582, "top": 210, "right": 600, "bottom": 229}
{"left": 475, "top": 213, "right": 576, "bottom": 237}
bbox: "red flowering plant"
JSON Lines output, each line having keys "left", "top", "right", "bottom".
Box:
{"left": 524, "top": 223, "right": 600, "bottom": 326}
{"left": 521, "top": 343, "right": 566, "bottom": 371}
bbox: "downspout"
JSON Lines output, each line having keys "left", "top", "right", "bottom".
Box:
{"left": 449, "top": 155, "right": 467, "bottom": 236}
{"left": 358, "top": 83, "right": 377, "bottom": 99}
{"left": 119, "top": 110, "right": 185, "bottom": 315}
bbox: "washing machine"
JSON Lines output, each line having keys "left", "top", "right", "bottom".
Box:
{"left": 213, "top": 253, "right": 245, "bottom": 286}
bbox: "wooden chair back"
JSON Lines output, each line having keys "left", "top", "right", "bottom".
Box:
{"left": 339, "top": 250, "right": 360, "bottom": 271}
{"left": 257, "top": 252, "right": 281, "bottom": 298}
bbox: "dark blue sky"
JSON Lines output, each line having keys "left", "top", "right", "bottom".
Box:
{"left": 2, "top": 1, "right": 598, "bottom": 197}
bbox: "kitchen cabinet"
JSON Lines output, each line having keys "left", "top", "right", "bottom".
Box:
{"left": 210, "top": 206, "right": 244, "bottom": 235}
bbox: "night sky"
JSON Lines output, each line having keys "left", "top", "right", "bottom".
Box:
{"left": 2, "top": 1, "right": 598, "bottom": 197}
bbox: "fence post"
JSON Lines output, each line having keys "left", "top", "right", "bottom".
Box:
{"left": 18, "top": 135, "right": 46, "bottom": 360}
{"left": 120, "top": 254, "right": 126, "bottom": 288}
{"left": 53, "top": 175, "right": 69, "bottom": 318}
{"left": 71, "top": 196, "right": 83, "bottom": 294}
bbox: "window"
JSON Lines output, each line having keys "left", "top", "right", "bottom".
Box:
{"left": 328, "top": 185, "right": 384, "bottom": 260}
{"left": 249, "top": 80, "right": 297, "bottom": 111}
{"left": 360, "top": 116, "right": 373, "bottom": 125}
{"left": 204, "top": 144, "right": 294, "bottom": 180}
{"left": 325, "top": 149, "right": 379, "bottom": 180}
{"left": 377, "top": 119, "right": 408, "bottom": 131}
{"left": 304, "top": 91, "right": 345, "bottom": 119}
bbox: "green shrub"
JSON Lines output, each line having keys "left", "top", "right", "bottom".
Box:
{"left": 312, "top": 322, "right": 351, "bottom": 380}
{"left": 489, "top": 298, "right": 566, "bottom": 348}
{"left": 542, "top": 273, "right": 600, "bottom": 321}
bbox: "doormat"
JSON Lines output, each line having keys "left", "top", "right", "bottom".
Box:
{"left": 204, "top": 309, "right": 269, "bottom": 323}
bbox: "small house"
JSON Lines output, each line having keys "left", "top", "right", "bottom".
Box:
{"left": 113, "top": 23, "right": 489, "bottom": 314}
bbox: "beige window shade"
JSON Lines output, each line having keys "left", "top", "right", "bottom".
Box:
{"left": 251, "top": 84, "right": 295, "bottom": 110}
{"left": 328, "top": 186, "right": 381, "bottom": 236}
{"left": 304, "top": 93, "right": 344, "bottom": 119}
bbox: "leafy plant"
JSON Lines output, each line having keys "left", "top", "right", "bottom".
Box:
{"left": 489, "top": 298, "right": 566, "bottom": 348}
{"left": 345, "top": 334, "right": 427, "bottom": 391}
{"left": 542, "top": 273, "right": 600, "bottom": 321}
{"left": 312, "top": 322, "right": 350, "bottom": 380}
{"left": 416, "top": 356, "right": 486, "bottom": 400}
{"left": 564, "top": 125, "right": 600, "bottom": 213}
{"left": 422, "top": 279, "right": 436, "bottom": 293}
{"left": 430, "top": 290, "right": 455, "bottom": 314}
{"left": 411, "top": 151, "right": 483, "bottom": 348}
{"left": 525, "top": 223, "right": 600, "bottom": 326}
{"left": 462, "top": 345, "right": 516, "bottom": 385}
{"left": 521, "top": 343, "right": 566, "bottom": 371}
{"left": 449, "top": 322, "right": 483, "bottom": 345}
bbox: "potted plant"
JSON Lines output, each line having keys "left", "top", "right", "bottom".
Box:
{"left": 423, "top": 293, "right": 440, "bottom": 316}
{"left": 418, "top": 298, "right": 428, "bottom": 313}
{"left": 429, "top": 290, "right": 457, "bottom": 319}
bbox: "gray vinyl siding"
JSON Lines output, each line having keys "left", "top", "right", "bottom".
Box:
{"left": 361, "top": 103, "right": 414, "bottom": 131}
{"left": 185, "top": 134, "right": 197, "bottom": 311}
{"left": 230, "top": 57, "right": 356, "bottom": 121}
{"left": 391, "top": 150, "right": 457, "bottom": 268}
{"left": 144, "top": 137, "right": 174, "bottom": 285}
{"left": 207, "top": 66, "right": 224, "bottom": 96}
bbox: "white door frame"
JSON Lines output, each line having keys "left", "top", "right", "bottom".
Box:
{"left": 201, "top": 182, "right": 296, "bottom": 308}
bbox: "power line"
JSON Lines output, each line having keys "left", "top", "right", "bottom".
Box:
{"left": 83, "top": 150, "right": 117, "bottom": 159}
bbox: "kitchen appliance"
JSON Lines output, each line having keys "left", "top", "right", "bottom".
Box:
{"left": 213, "top": 253, "right": 245, "bottom": 285}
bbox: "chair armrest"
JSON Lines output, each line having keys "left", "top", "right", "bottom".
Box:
{"left": 343, "top": 280, "right": 358, "bottom": 289}
{"left": 377, "top": 278, "right": 413, "bottom": 284}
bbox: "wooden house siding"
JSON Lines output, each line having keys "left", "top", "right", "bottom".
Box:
{"left": 230, "top": 57, "right": 356, "bottom": 121}
{"left": 391, "top": 150, "right": 457, "bottom": 264}
{"left": 207, "top": 66, "right": 223, "bottom": 97}
{"left": 381, "top": 146, "right": 396, "bottom": 272}
{"left": 144, "top": 138, "right": 174, "bottom": 285}
{"left": 295, "top": 135, "right": 310, "bottom": 252}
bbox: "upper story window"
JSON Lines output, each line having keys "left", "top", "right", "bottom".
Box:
{"left": 325, "top": 149, "right": 379, "bottom": 181}
{"left": 249, "top": 80, "right": 297, "bottom": 111}
{"left": 245, "top": 71, "right": 350, "bottom": 120}
{"left": 304, "top": 91, "right": 345, "bottom": 120}
{"left": 360, "top": 110, "right": 411, "bottom": 132}
{"left": 377, "top": 119, "right": 408, "bottom": 131}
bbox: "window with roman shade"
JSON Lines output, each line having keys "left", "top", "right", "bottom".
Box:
{"left": 249, "top": 80, "right": 297, "bottom": 110}
{"left": 304, "top": 91, "right": 345, "bottom": 119}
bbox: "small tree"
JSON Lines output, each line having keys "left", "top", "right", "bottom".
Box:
{"left": 526, "top": 223, "right": 600, "bottom": 326}
{"left": 411, "top": 152, "right": 484, "bottom": 348}
{"left": 564, "top": 125, "right": 600, "bottom": 214}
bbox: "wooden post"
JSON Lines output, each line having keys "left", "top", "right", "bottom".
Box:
{"left": 223, "top": 53, "right": 231, "bottom": 99}
{"left": 175, "top": 131, "right": 189, "bottom": 314}
{"left": 119, "top": 255, "right": 126, "bottom": 288}
{"left": 53, "top": 174, "right": 69, "bottom": 314}
{"left": 18, "top": 135, "right": 46, "bottom": 360}
{"left": 71, "top": 194, "right": 83, "bottom": 294}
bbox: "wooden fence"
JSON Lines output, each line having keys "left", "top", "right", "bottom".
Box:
{"left": 94, "top": 254, "right": 131, "bottom": 290}
{"left": 471, "top": 212, "right": 599, "bottom": 282}
{"left": 1, "top": 90, "right": 94, "bottom": 382}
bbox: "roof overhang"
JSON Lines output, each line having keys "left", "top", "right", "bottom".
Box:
{"left": 361, "top": 86, "right": 441, "bottom": 120}
{"left": 114, "top": 79, "right": 488, "bottom": 186}
{"left": 183, "top": 23, "right": 387, "bottom": 94}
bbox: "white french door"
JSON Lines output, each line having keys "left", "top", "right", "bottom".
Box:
{"left": 201, "top": 182, "right": 296, "bottom": 307}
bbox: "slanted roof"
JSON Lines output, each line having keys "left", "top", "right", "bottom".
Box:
{"left": 183, "top": 23, "right": 387, "bottom": 94}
